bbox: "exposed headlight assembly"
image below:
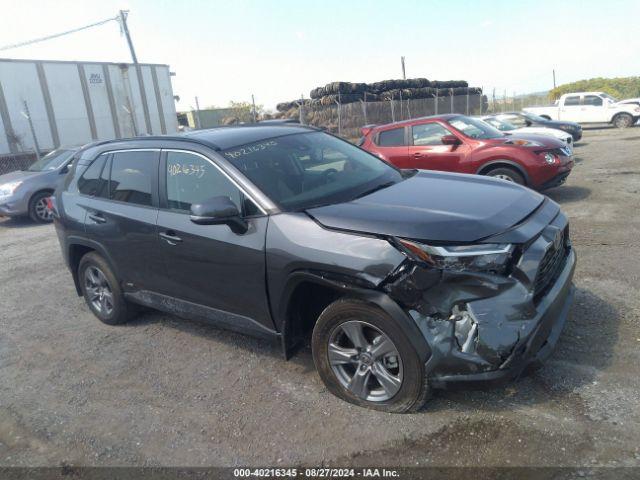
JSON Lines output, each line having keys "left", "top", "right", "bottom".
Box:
{"left": 542, "top": 152, "right": 557, "bottom": 164}
{"left": 0, "top": 181, "right": 22, "bottom": 199}
{"left": 397, "top": 239, "right": 514, "bottom": 274}
{"left": 505, "top": 138, "right": 544, "bottom": 147}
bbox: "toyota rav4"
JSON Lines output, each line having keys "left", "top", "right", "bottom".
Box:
{"left": 52, "top": 125, "right": 576, "bottom": 412}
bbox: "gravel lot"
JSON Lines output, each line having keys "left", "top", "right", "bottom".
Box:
{"left": 1, "top": 127, "right": 639, "bottom": 468}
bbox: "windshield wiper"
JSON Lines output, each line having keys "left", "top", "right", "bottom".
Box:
{"left": 354, "top": 181, "right": 397, "bottom": 200}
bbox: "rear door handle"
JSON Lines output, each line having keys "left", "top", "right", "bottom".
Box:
{"left": 88, "top": 212, "right": 106, "bottom": 224}
{"left": 159, "top": 231, "right": 182, "bottom": 245}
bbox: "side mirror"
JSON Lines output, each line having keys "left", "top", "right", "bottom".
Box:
{"left": 190, "top": 196, "right": 248, "bottom": 234}
{"left": 59, "top": 165, "right": 70, "bottom": 174}
{"left": 441, "top": 135, "right": 461, "bottom": 146}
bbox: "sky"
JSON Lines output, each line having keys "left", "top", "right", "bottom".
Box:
{"left": 1, "top": 0, "right": 639, "bottom": 111}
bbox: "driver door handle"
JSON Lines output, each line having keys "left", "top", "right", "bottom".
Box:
{"left": 159, "top": 231, "right": 182, "bottom": 245}
{"left": 413, "top": 152, "right": 424, "bottom": 157}
{"left": 88, "top": 212, "right": 106, "bottom": 224}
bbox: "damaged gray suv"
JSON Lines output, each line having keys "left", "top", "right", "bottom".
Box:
{"left": 52, "top": 125, "right": 575, "bottom": 413}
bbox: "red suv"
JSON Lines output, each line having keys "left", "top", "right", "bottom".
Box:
{"left": 360, "top": 114, "right": 574, "bottom": 189}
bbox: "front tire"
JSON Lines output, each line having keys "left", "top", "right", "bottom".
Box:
{"left": 312, "top": 299, "right": 430, "bottom": 413}
{"left": 78, "top": 252, "right": 134, "bottom": 325}
{"left": 485, "top": 167, "right": 525, "bottom": 185}
{"left": 28, "top": 191, "right": 53, "bottom": 223}
{"left": 613, "top": 113, "right": 633, "bottom": 129}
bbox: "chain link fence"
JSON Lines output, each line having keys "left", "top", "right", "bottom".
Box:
{"left": 483, "top": 90, "right": 551, "bottom": 114}
{"left": 0, "top": 152, "right": 39, "bottom": 175}
{"left": 289, "top": 90, "right": 486, "bottom": 141}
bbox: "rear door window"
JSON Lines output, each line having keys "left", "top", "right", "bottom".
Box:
{"left": 109, "top": 151, "right": 158, "bottom": 207}
{"left": 564, "top": 96, "right": 580, "bottom": 106}
{"left": 376, "top": 127, "right": 405, "bottom": 146}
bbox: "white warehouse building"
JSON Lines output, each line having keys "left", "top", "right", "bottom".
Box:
{"left": 0, "top": 58, "right": 179, "bottom": 155}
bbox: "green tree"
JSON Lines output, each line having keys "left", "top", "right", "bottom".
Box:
{"left": 550, "top": 77, "right": 640, "bottom": 100}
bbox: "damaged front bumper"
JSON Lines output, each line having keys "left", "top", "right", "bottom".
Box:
{"left": 427, "top": 249, "right": 575, "bottom": 389}
{"left": 383, "top": 210, "right": 576, "bottom": 390}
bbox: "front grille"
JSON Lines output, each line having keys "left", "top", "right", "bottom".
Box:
{"left": 533, "top": 227, "right": 570, "bottom": 300}
{"left": 551, "top": 146, "right": 572, "bottom": 157}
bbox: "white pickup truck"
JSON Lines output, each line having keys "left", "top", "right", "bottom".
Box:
{"left": 524, "top": 92, "right": 640, "bottom": 128}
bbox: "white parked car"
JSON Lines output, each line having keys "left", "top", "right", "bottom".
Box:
{"left": 524, "top": 92, "right": 640, "bottom": 128}
{"left": 481, "top": 114, "right": 574, "bottom": 149}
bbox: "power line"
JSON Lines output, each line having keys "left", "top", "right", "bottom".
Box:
{"left": 0, "top": 15, "right": 119, "bottom": 52}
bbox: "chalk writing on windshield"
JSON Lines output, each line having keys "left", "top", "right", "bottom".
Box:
{"left": 224, "top": 140, "right": 278, "bottom": 159}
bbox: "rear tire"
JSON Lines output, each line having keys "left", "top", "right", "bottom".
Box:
{"left": 78, "top": 252, "right": 134, "bottom": 325}
{"left": 485, "top": 167, "right": 525, "bottom": 185}
{"left": 312, "top": 299, "right": 430, "bottom": 413}
{"left": 613, "top": 113, "right": 633, "bottom": 129}
{"left": 28, "top": 191, "right": 53, "bottom": 223}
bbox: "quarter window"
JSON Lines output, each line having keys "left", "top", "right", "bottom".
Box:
{"left": 109, "top": 151, "right": 157, "bottom": 206}
{"left": 412, "top": 123, "right": 453, "bottom": 145}
{"left": 377, "top": 128, "right": 405, "bottom": 146}
{"left": 78, "top": 155, "right": 107, "bottom": 197}
{"left": 165, "top": 151, "right": 256, "bottom": 215}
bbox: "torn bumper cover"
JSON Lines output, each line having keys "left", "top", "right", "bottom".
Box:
{"left": 429, "top": 250, "right": 575, "bottom": 388}
{"left": 383, "top": 219, "right": 576, "bottom": 389}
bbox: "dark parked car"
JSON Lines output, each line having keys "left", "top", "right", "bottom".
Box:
{"left": 52, "top": 125, "right": 576, "bottom": 412}
{"left": 497, "top": 112, "right": 583, "bottom": 141}
{"left": 0, "top": 147, "right": 78, "bottom": 223}
{"left": 360, "top": 114, "right": 574, "bottom": 190}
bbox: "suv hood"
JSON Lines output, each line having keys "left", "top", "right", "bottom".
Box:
{"left": 487, "top": 133, "right": 565, "bottom": 149}
{"left": 307, "top": 171, "right": 547, "bottom": 243}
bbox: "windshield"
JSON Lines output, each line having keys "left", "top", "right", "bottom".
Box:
{"left": 483, "top": 117, "right": 517, "bottom": 132}
{"left": 601, "top": 93, "right": 618, "bottom": 102}
{"left": 222, "top": 132, "right": 403, "bottom": 211}
{"left": 27, "top": 149, "right": 75, "bottom": 171}
{"left": 522, "top": 112, "right": 548, "bottom": 123}
{"left": 447, "top": 116, "right": 504, "bottom": 139}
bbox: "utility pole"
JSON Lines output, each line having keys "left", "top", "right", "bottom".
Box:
{"left": 119, "top": 10, "right": 151, "bottom": 134}
{"left": 401, "top": 56, "right": 406, "bottom": 80}
{"left": 22, "top": 101, "right": 41, "bottom": 160}
{"left": 552, "top": 69, "right": 556, "bottom": 89}
{"left": 119, "top": 10, "right": 138, "bottom": 63}
{"left": 251, "top": 94, "right": 257, "bottom": 123}
{"left": 194, "top": 96, "right": 202, "bottom": 129}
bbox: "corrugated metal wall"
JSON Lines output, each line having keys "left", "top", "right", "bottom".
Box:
{"left": 0, "top": 58, "right": 179, "bottom": 155}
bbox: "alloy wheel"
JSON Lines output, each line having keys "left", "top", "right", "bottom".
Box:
{"left": 328, "top": 320, "right": 403, "bottom": 402}
{"left": 84, "top": 266, "right": 114, "bottom": 316}
{"left": 35, "top": 196, "right": 53, "bottom": 221}
{"left": 492, "top": 173, "right": 514, "bottom": 182}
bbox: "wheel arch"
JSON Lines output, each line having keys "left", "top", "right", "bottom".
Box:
{"left": 611, "top": 111, "right": 633, "bottom": 124}
{"left": 476, "top": 160, "right": 530, "bottom": 185}
{"left": 28, "top": 188, "right": 55, "bottom": 208}
{"left": 280, "top": 271, "right": 430, "bottom": 363}
{"left": 67, "top": 238, "right": 121, "bottom": 297}
{"left": 29, "top": 188, "right": 55, "bottom": 200}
